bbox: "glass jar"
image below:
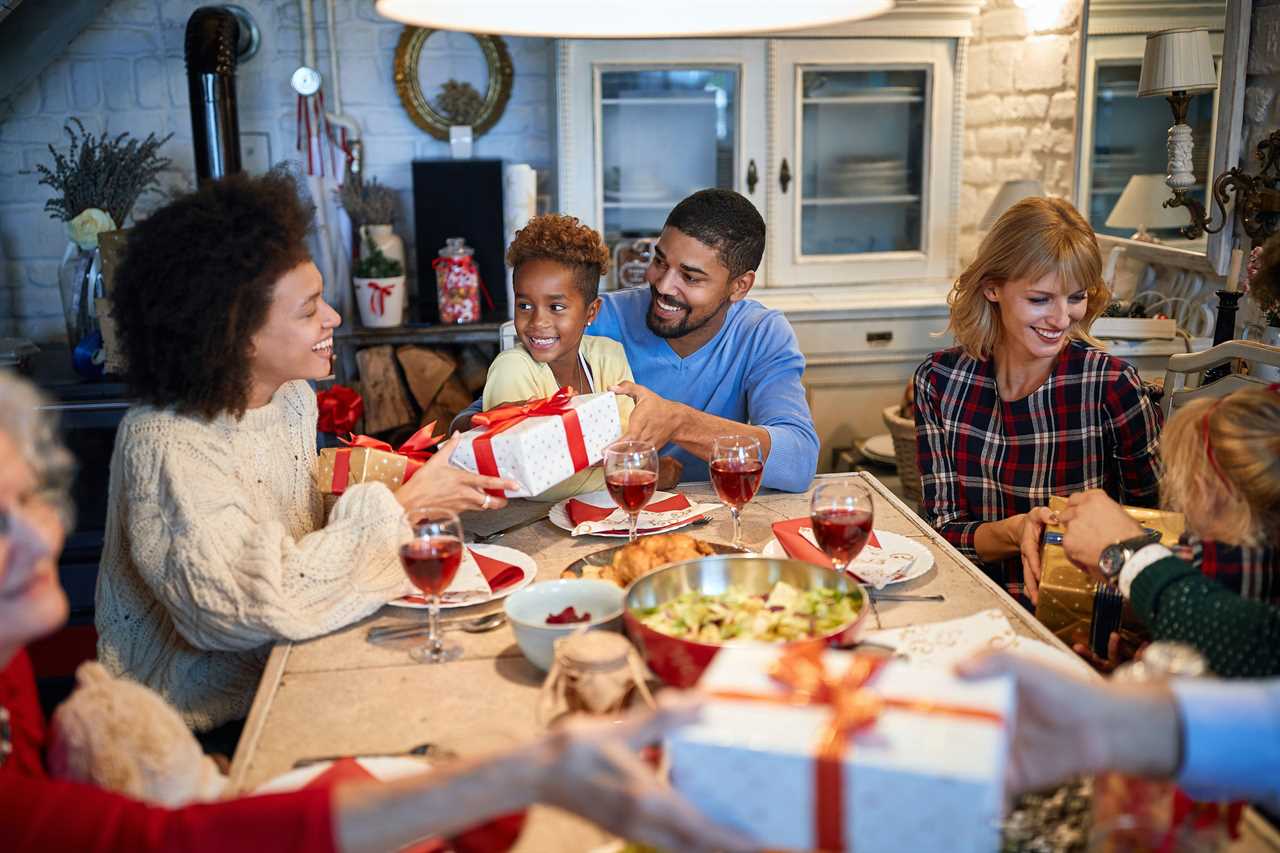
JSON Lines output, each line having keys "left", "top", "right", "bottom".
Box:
{"left": 432, "top": 237, "right": 482, "bottom": 324}
{"left": 536, "top": 631, "right": 655, "bottom": 727}
{"left": 1092, "top": 643, "right": 1230, "bottom": 853}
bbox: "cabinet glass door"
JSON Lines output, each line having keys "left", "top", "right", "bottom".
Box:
{"left": 599, "top": 68, "right": 739, "bottom": 245}
{"left": 798, "top": 68, "right": 928, "bottom": 257}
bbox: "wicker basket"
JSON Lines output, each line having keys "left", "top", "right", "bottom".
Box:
{"left": 882, "top": 404, "right": 924, "bottom": 513}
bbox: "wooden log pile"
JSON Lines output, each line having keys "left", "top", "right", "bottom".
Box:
{"left": 352, "top": 344, "right": 491, "bottom": 437}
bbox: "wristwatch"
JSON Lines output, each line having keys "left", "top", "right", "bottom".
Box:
{"left": 1098, "top": 529, "right": 1163, "bottom": 580}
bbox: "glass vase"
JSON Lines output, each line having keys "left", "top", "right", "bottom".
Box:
{"left": 57, "top": 243, "right": 105, "bottom": 378}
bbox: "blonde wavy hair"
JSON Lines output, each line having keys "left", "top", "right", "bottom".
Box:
{"left": 0, "top": 371, "right": 76, "bottom": 528}
{"left": 947, "top": 197, "right": 1110, "bottom": 360}
{"left": 1159, "top": 386, "right": 1280, "bottom": 546}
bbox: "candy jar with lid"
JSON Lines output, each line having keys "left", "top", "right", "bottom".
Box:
{"left": 432, "top": 237, "right": 482, "bottom": 324}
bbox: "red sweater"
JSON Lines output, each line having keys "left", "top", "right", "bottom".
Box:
{"left": 0, "top": 650, "right": 336, "bottom": 852}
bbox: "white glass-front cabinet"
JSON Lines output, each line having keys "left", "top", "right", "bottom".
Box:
{"left": 557, "top": 36, "right": 958, "bottom": 293}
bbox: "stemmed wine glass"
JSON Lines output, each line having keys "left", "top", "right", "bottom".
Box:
{"left": 603, "top": 440, "right": 659, "bottom": 543}
{"left": 809, "top": 478, "right": 876, "bottom": 575}
{"left": 400, "top": 507, "right": 465, "bottom": 664}
{"left": 710, "top": 435, "right": 764, "bottom": 550}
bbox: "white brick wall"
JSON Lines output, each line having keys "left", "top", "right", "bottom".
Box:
{"left": 0, "top": 0, "right": 553, "bottom": 341}
{"left": 958, "top": 0, "right": 1083, "bottom": 267}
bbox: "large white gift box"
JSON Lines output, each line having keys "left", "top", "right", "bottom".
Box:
{"left": 449, "top": 391, "right": 622, "bottom": 498}
{"left": 667, "top": 644, "right": 1014, "bottom": 852}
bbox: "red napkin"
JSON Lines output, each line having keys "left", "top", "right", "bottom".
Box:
{"left": 471, "top": 548, "right": 524, "bottom": 592}
{"left": 771, "top": 517, "right": 881, "bottom": 572}
{"left": 303, "top": 759, "right": 524, "bottom": 853}
{"left": 566, "top": 492, "right": 692, "bottom": 526}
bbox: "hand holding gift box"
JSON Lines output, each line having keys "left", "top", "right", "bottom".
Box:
{"left": 449, "top": 388, "right": 622, "bottom": 499}
{"left": 317, "top": 422, "right": 442, "bottom": 495}
{"left": 667, "top": 643, "right": 1013, "bottom": 853}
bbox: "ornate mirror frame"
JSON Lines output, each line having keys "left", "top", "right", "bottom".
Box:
{"left": 393, "top": 28, "right": 514, "bottom": 140}
{"left": 1072, "top": 0, "right": 1250, "bottom": 276}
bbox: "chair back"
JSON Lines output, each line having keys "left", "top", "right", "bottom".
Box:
{"left": 1161, "top": 340, "right": 1280, "bottom": 420}
{"left": 499, "top": 320, "right": 517, "bottom": 352}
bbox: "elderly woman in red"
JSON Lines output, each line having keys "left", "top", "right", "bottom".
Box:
{"left": 913, "top": 197, "right": 1163, "bottom": 605}
{"left": 0, "top": 373, "right": 748, "bottom": 853}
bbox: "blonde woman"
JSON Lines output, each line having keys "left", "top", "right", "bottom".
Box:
{"left": 913, "top": 197, "right": 1163, "bottom": 605}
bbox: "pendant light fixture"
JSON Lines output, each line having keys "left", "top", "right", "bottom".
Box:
{"left": 374, "top": 0, "right": 895, "bottom": 38}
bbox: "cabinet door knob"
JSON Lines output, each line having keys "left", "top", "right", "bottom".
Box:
{"left": 779, "top": 158, "right": 792, "bottom": 194}
{"left": 746, "top": 159, "right": 758, "bottom": 194}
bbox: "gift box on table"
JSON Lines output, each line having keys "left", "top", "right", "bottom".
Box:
{"left": 317, "top": 424, "right": 440, "bottom": 496}
{"left": 667, "top": 643, "right": 1014, "bottom": 853}
{"left": 449, "top": 389, "right": 621, "bottom": 499}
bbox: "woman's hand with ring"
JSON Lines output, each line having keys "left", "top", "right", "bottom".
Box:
{"left": 394, "top": 433, "right": 518, "bottom": 513}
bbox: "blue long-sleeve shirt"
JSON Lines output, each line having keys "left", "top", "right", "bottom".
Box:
{"left": 586, "top": 288, "right": 818, "bottom": 492}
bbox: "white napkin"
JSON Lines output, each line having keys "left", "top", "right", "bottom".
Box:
{"left": 863, "top": 609, "right": 1096, "bottom": 677}
{"left": 570, "top": 502, "right": 719, "bottom": 537}
{"left": 796, "top": 527, "right": 918, "bottom": 589}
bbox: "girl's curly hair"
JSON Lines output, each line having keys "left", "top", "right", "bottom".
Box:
{"left": 113, "top": 171, "right": 313, "bottom": 419}
{"left": 506, "top": 213, "right": 609, "bottom": 301}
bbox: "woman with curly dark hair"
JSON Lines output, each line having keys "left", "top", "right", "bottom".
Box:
{"left": 95, "top": 172, "right": 516, "bottom": 737}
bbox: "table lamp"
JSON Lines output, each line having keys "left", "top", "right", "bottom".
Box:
{"left": 1104, "top": 174, "right": 1192, "bottom": 242}
{"left": 979, "top": 180, "right": 1044, "bottom": 230}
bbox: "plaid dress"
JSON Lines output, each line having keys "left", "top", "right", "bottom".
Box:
{"left": 914, "top": 341, "right": 1164, "bottom": 599}
{"left": 1173, "top": 538, "right": 1280, "bottom": 605}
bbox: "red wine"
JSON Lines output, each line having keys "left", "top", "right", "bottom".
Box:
{"left": 400, "top": 537, "right": 463, "bottom": 596}
{"left": 811, "top": 507, "right": 874, "bottom": 566}
{"left": 710, "top": 458, "right": 763, "bottom": 508}
{"left": 606, "top": 469, "right": 658, "bottom": 514}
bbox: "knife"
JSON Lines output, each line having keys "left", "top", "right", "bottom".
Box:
{"left": 471, "top": 513, "right": 548, "bottom": 543}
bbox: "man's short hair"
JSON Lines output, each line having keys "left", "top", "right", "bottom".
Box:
{"left": 664, "top": 188, "right": 766, "bottom": 280}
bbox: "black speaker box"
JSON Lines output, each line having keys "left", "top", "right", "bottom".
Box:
{"left": 411, "top": 159, "right": 507, "bottom": 323}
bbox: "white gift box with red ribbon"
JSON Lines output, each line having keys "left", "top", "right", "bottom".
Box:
{"left": 449, "top": 390, "right": 621, "bottom": 499}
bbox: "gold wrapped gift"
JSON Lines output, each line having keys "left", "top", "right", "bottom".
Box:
{"left": 1034, "top": 496, "right": 1184, "bottom": 654}
{"left": 317, "top": 445, "right": 422, "bottom": 496}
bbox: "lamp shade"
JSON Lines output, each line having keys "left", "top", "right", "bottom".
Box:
{"left": 375, "top": 0, "right": 895, "bottom": 38}
{"left": 1137, "top": 27, "right": 1216, "bottom": 96}
{"left": 1105, "top": 174, "right": 1188, "bottom": 230}
{"left": 980, "top": 180, "right": 1044, "bottom": 229}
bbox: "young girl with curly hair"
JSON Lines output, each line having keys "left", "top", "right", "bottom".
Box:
{"left": 482, "top": 214, "right": 665, "bottom": 500}
{"left": 95, "top": 172, "right": 516, "bottom": 741}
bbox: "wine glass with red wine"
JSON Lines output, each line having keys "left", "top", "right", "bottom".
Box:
{"left": 603, "top": 440, "right": 659, "bottom": 543}
{"left": 809, "top": 478, "right": 876, "bottom": 576}
{"left": 710, "top": 435, "right": 764, "bottom": 550}
{"left": 400, "top": 507, "right": 465, "bottom": 664}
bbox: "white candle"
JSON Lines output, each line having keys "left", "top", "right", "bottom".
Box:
{"left": 1225, "top": 248, "right": 1243, "bottom": 292}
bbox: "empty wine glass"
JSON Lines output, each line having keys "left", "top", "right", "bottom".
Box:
{"left": 809, "top": 478, "right": 876, "bottom": 575}
{"left": 710, "top": 435, "right": 764, "bottom": 549}
{"left": 400, "top": 507, "right": 465, "bottom": 664}
{"left": 604, "top": 440, "right": 659, "bottom": 543}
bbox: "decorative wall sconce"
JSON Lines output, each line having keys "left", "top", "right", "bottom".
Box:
{"left": 1140, "top": 27, "right": 1280, "bottom": 246}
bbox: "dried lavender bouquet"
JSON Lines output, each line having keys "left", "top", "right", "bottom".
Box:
{"left": 336, "top": 176, "right": 399, "bottom": 227}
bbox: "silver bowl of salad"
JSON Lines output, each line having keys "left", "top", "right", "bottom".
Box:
{"left": 623, "top": 555, "right": 868, "bottom": 687}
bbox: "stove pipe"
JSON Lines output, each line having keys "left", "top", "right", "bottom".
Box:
{"left": 185, "top": 7, "right": 242, "bottom": 181}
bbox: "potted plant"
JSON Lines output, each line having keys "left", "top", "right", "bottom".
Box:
{"left": 1244, "top": 241, "right": 1280, "bottom": 381}
{"left": 352, "top": 243, "right": 406, "bottom": 327}
{"left": 336, "top": 176, "right": 404, "bottom": 273}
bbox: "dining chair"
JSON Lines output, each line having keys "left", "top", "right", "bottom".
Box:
{"left": 1160, "top": 339, "right": 1280, "bottom": 420}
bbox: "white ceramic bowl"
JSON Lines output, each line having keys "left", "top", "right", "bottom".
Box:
{"left": 503, "top": 579, "right": 625, "bottom": 671}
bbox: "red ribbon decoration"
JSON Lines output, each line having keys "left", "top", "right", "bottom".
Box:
{"left": 328, "top": 422, "right": 443, "bottom": 495}
{"left": 316, "top": 384, "right": 363, "bottom": 434}
{"left": 712, "top": 643, "right": 1005, "bottom": 851}
{"left": 470, "top": 387, "right": 589, "bottom": 498}
{"left": 366, "top": 280, "right": 395, "bottom": 317}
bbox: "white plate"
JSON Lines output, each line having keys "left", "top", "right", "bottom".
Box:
{"left": 255, "top": 756, "right": 431, "bottom": 794}
{"left": 388, "top": 543, "right": 536, "bottom": 610}
{"left": 761, "top": 529, "right": 935, "bottom": 587}
{"left": 860, "top": 433, "right": 897, "bottom": 464}
{"left": 548, "top": 489, "right": 704, "bottom": 538}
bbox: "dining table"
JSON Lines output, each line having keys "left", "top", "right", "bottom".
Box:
{"left": 228, "top": 472, "right": 1280, "bottom": 852}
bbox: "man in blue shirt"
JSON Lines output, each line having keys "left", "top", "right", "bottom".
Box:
{"left": 458, "top": 189, "right": 818, "bottom": 493}
{"left": 591, "top": 189, "right": 817, "bottom": 492}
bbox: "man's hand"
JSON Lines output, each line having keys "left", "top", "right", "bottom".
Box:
{"left": 1058, "top": 490, "right": 1145, "bottom": 578}
{"left": 611, "top": 381, "right": 687, "bottom": 451}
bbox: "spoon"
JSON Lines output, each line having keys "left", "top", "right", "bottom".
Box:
{"left": 367, "top": 612, "right": 506, "bottom": 643}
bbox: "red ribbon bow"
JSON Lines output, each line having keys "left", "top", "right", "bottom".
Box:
{"left": 470, "top": 387, "right": 589, "bottom": 498}
{"left": 316, "top": 384, "right": 363, "bottom": 434}
{"left": 328, "top": 422, "right": 443, "bottom": 495}
{"left": 366, "top": 280, "right": 395, "bottom": 317}
{"left": 713, "top": 643, "right": 1005, "bottom": 851}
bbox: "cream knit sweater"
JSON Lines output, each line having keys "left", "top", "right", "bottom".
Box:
{"left": 95, "top": 380, "right": 409, "bottom": 731}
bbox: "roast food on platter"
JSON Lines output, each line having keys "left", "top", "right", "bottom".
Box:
{"left": 561, "top": 532, "right": 716, "bottom": 587}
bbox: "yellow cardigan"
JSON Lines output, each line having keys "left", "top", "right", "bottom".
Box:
{"left": 481, "top": 334, "right": 635, "bottom": 502}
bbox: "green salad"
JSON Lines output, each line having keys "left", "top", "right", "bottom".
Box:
{"left": 633, "top": 581, "right": 862, "bottom": 643}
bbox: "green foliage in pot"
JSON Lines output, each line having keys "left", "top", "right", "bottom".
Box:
{"left": 354, "top": 244, "right": 404, "bottom": 279}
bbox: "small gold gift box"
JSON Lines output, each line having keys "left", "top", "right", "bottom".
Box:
{"left": 316, "top": 446, "right": 420, "bottom": 496}
{"left": 1034, "top": 496, "right": 1185, "bottom": 655}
